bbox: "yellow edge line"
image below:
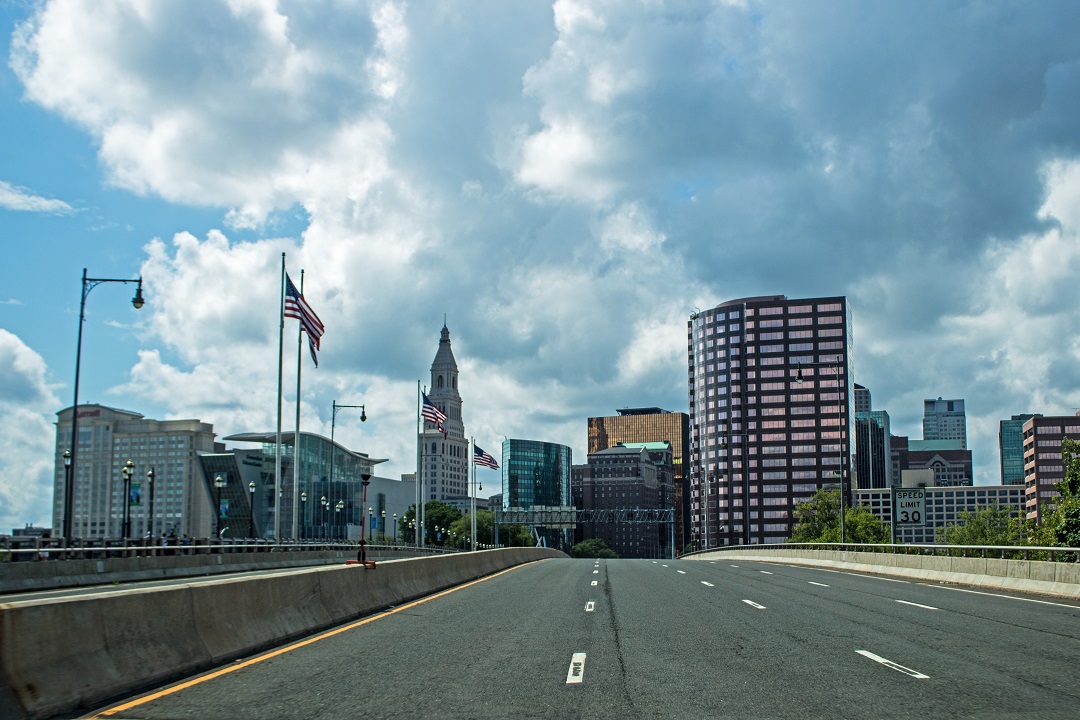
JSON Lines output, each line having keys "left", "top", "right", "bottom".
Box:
{"left": 93, "top": 561, "right": 539, "bottom": 718}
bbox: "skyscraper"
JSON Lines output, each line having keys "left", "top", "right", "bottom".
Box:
{"left": 688, "top": 295, "right": 851, "bottom": 546}
{"left": 923, "top": 398, "right": 967, "bottom": 449}
{"left": 1000, "top": 414, "right": 1040, "bottom": 485}
{"left": 502, "top": 438, "right": 572, "bottom": 549}
{"left": 419, "top": 324, "right": 468, "bottom": 502}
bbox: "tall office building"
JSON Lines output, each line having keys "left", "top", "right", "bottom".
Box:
{"left": 572, "top": 443, "right": 674, "bottom": 558}
{"left": 687, "top": 295, "right": 851, "bottom": 546}
{"left": 587, "top": 407, "right": 689, "bottom": 548}
{"left": 923, "top": 398, "right": 967, "bottom": 449}
{"left": 502, "top": 438, "right": 572, "bottom": 549}
{"left": 855, "top": 410, "right": 892, "bottom": 489}
{"left": 419, "top": 324, "right": 469, "bottom": 502}
{"left": 1021, "top": 414, "right": 1080, "bottom": 521}
{"left": 854, "top": 383, "right": 872, "bottom": 414}
{"left": 54, "top": 405, "right": 218, "bottom": 539}
{"left": 1000, "top": 414, "right": 1040, "bottom": 485}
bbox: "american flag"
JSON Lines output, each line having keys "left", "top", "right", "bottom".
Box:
{"left": 421, "top": 393, "right": 448, "bottom": 436}
{"left": 473, "top": 443, "right": 500, "bottom": 470}
{"left": 284, "top": 274, "right": 324, "bottom": 366}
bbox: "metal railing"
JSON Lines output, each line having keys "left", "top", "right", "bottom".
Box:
{"left": 682, "top": 541, "right": 1080, "bottom": 562}
{"left": 0, "top": 536, "right": 462, "bottom": 562}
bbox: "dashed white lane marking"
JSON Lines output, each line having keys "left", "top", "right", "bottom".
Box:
{"left": 652, "top": 561, "right": 658, "bottom": 564}
{"left": 730, "top": 564, "right": 739, "bottom": 568}
{"left": 856, "top": 650, "right": 929, "bottom": 679}
{"left": 808, "top": 581, "right": 830, "bottom": 587}
{"left": 742, "top": 599, "right": 766, "bottom": 610}
{"left": 591, "top": 580, "right": 598, "bottom": 586}
{"left": 760, "top": 571, "right": 773, "bottom": 575}
{"left": 895, "top": 599, "right": 939, "bottom": 611}
{"left": 592, "top": 570, "right": 599, "bottom": 574}
{"left": 928, "top": 584, "right": 1080, "bottom": 610}
{"left": 661, "top": 564, "right": 669, "bottom": 568}
{"left": 677, "top": 570, "right": 687, "bottom": 574}
{"left": 585, "top": 601, "right": 596, "bottom": 612}
{"left": 709, "top": 561, "right": 717, "bottom": 564}
{"left": 701, "top": 581, "right": 715, "bottom": 587}
{"left": 566, "top": 653, "right": 587, "bottom": 684}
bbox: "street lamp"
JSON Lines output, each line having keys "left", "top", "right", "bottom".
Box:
{"left": 368, "top": 507, "right": 374, "bottom": 542}
{"left": 65, "top": 269, "right": 145, "bottom": 541}
{"left": 300, "top": 491, "right": 307, "bottom": 539}
{"left": 335, "top": 499, "right": 345, "bottom": 539}
{"left": 214, "top": 474, "right": 227, "bottom": 540}
{"left": 62, "top": 450, "right": 72, "bottom": 538}
{"left": 392, "top": 513, "right": 398, "bottom": 544}
{"left": 328, "top": 400, "right": 366, "bottom": 539}
{"left": 146, "top": 467, "right": 155, "bottom": 541}
{"left": 248, "top": 481, "right": 257, "bottom": 538}
{"left": 320, "top": 495, "right": 329, "bottom": 540}
{"left": 121, "top": 459, "right": 135, "bottom": 539}
{"left": 796, "top": 355, "right": 848, "bottom": 544}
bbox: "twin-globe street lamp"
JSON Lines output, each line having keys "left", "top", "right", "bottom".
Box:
{"left": 328, "top": 401, "right": 366, "bottom": 540}
{"left": 214, "top": 474, "right": 227, "bottom": 539}
{"left": 66, "top": 270, "right": 145, "bottom": 541}
{"left": 120, "top": 459, "right": 135, "bottom": 539}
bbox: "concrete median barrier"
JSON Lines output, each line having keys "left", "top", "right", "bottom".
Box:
{"left": 0, "top": 547, "right": 563, "bottom": 720}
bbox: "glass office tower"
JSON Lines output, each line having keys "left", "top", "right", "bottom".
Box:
{"left": 501, "top": 438, "right": 572, "bottom": 549}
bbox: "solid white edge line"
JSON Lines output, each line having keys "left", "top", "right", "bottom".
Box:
{"left": 926, "top": 583, "right": 1080, "bottom": 609}
{"left": 856, "top": 650, "right": 929, "bottom": 679}
{"left": 895, "top": 599, "right": 939, "bottom": 611}
{"left": 742, "top": 599, "right": 766, "bottom": 609}
{"left": 566, "top": 653, "right": 587, "bottom": 684}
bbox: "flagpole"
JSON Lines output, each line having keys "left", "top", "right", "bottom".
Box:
{"left": 274, "top": 253, "right": 286, "bottom": 541}
{"left": 470, "top": 437, "right": 477, "bottom": 551}
{"left": 416, "top": 381, "right": 424, "bottom": 549}
{"left": 291, "top": 270, "right": 304, "bottom": 541}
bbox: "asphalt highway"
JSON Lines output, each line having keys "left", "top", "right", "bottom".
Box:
{"left": 84, "top": 558, "right": 1080, "bottom": 719}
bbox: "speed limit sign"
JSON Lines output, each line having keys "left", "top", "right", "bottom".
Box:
{"left": 893, "top": 488, "right": 926, "bottom": 526}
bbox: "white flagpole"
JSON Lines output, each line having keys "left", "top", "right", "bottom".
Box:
{"left": 470, "top": 437, "right": 477, "bottom": 551}
{"left": 416, "top": 381, "right": 423, "bottom": 548}
{"left": 292, "top": 270, "right": 304, "bottom": 541}
{"left": 274, "top": 253, "right": 286, "bottom": 541}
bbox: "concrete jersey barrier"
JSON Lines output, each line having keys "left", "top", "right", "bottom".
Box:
{"left": 0, "top": 547, "right": 564, "bottom": 720}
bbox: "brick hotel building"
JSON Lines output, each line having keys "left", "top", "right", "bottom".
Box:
{"left": 688, "top": 295, "right": 851, "bottom": 546}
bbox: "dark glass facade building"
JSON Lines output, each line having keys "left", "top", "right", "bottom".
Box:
{"left": 502, "top": 438, "right": 572, "bottom": 549}
{"left": 687, "top": 295, "right": 852, "bottom": 547}
{"left": 1000, "top": 414, "right": 1039, "bottom": 485}
{"left": 587, "top": 408, "right": 689, "bottom": 548}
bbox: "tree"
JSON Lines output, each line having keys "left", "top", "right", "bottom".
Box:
{"left": 398, "top": 501, "right": 463, "bottom": 546}
{"left": 789, "top": 489, "right": 890, "bottom": 543}
{"left": 571, "top": 538, "right": 618, "bottom": 558}
{"left": 936, "top": 505, "right": 1034, "bottom": 546}
{"left": 1035, "top": 437, "right": 1080, "bottom": 551}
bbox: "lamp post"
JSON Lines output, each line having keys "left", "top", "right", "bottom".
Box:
{"left": 214, "top": 474, "right": 227, "bottom": 540}
{"left": 62, "top": 450, "right": 72, "bottom": 539}
{"left": 300, "top": 491, "right": 307, "bottom": 539}
{"left": 146, "top": 467, "right": 155, "bottom": 541}
{"left": 392, "top": 513, "right": 398, "bottom": 544}
{"left": 368, "top": 507, "right": 374, "bottom": 542}
{"left": 328, "top": 401, "right": 366, "bottom": 540}
{"left": 380, "top": 510, "right": 386, "bottom": 542}
{"left": 320, "top": 496, "right": 329, "bottom": 540}
{"left": 796, "top": 355, "right": 848, "bottom": 544}
{"left": 66, "top": 269, "right": 145, "bottom": 541}
{"left": 120, "top": 459, "right": 135, "bottom": 539}
{"left": 335, "top": 500, "right": 345, "bottom": 539}
{"left": 248, "top": 481, "right": 257, "bottom": 538}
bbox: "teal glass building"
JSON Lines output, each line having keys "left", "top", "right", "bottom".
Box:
{"left": 501, "top": 438, "right": 572, "bottom": 549}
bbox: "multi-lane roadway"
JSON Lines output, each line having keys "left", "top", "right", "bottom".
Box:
{"left": 85, "top": 558, "right": 1080, "bottom": 719}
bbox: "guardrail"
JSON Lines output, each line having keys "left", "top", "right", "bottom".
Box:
{"left": 681, "top": 541, "right": 1080, "bottom": 562}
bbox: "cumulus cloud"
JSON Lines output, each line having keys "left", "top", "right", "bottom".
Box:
{"left": 11, "top": 0, "right": 1080, "bottom": 489}
{"left": 0, "top": 180, "right": 73, "bottom": 213}
{"left": 0, "top": 330, "right": 60, "bottom": 531}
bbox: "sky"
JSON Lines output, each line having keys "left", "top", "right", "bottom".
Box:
{"left": 3, "top": 0, "right": 1080, "bottom": 532}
